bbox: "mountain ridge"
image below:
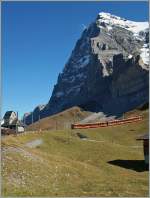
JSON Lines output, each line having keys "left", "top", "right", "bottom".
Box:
{"left": 23, "top": 12, "right": 149, "bottom": 125}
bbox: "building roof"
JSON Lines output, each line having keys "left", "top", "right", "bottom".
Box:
{"left": 3, "top": 111, "right": 16, "bottom": 119}
{"left": 1, "top": 111, "right": 24, "bottom": 127}
{"left": 136, "top": 133, "right": 149, "bottom": 140}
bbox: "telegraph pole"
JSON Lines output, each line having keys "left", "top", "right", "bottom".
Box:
{"left": 24, "top": 116, "right": 26, "bottom": 126}
{"left": 39, "top": 114, "right": 41, "bottom": 132}
{"left": 56, "top": 120, "right": 57, "bottom": 130}
{"left": 123, "top": 112, "right": 125, "bottom": 119}
{"left": 32, "top": 113, "right": 33, "bottom": 124}
{"left": 66, "top": 122, "right": 71, "bottom": 144}
{"left": 16, "top": 111, "right": 18, "bottom": 135}
{"left": 23, "top": 116, "right": 26, "bottom": 131}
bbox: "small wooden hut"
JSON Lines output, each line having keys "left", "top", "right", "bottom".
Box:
{"left": 137, "top": 133, "right": 149, "bottom": 166}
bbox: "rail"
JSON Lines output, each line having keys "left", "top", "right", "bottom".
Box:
{"left": 71, "top": 115, "right": 143, "bottom": 129}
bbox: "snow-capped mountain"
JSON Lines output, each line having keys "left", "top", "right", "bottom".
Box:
{"left": 24, "top": 12, "right": 149, "bottom": 124}
{"left": 23, "top": 105, "right": 46, "bottom": 125}
{"left": 97, "top": 12, "right": 149, "bottom": 67}
{"left": 98, "top": 12, "right": 148, "bottom": 37}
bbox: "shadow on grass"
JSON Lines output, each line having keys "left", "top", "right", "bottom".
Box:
{"left": 108, "top": 159, "right": 149, "bottom": 172}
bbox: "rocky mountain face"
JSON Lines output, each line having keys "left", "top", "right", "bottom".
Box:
{"left": 23, "top": 105, "right": 45, "bottom": 125}
{"left": 24, "top": 12, "right": 149, "bottom": 125}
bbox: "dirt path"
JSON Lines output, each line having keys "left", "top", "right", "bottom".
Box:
{"left": 25, "top": 139, "right": 43, "bottom": 148}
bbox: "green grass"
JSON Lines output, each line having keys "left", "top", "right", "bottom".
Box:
{"left": 2, "top": 110, "right": 149, "bottom": 197}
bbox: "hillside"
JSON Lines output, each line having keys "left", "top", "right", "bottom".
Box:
{"left": 2, "top": 109, "right": 149, "bottom": 196}
{"left": 26, "top": 106, "right": 92, "bottom": 131}
{"left": 26, "top": 104, "right": 148, "bottom": 131}
{"left": 124, "top": 102, "right": 149, "bottom": 118}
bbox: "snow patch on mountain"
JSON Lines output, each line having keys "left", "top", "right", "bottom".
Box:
{"left": 98, "top": 12, "right": 148, "bottom": 39}
{"left": 102, "top": 64, "right": 109, "bottom": 77}
{"left": 140, "top": 44, "right": 149, "bottom": 65}
{"left": 38, "top": 105, "right": 45, "bottom": 111}
{"left": 107, "top": 26, "right": 113, "bottom": 31}
{"left": 128, "top": 54, "right": 133, "bottom": 59}
{"left": 55, "top": 91, "right": 64, "bottom": 98}
{"left": 74, "top": 55, "right": 90, "bottom": 69}
{"left": 69, "top": 76, "right": 75, "bottom": 83}
{"left": 66, "top": 85, "right": 82, "bottom": 95}
{"left": 76, "top": 73, "right": 86, "bottom": 79}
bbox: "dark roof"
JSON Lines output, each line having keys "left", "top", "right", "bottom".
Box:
{"left": 3, "top": 111, "right": 16, "bottom": 119}
{"left": 136, "top": 133, "right": 149, "bottom": 140}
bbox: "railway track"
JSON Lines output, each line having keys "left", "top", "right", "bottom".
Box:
{"left": 71, "top": 115, "right": 143, "bottom": 129}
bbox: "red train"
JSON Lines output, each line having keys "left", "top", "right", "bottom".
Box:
{"left": 71, "top": 115, "right": 143, "bottom": 129}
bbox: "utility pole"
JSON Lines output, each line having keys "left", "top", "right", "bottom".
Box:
{"left": 56, "top": 120, "right": 57, "bottom": 130}
{"left": 32, "top": 113, "right": 33, "bottom": 124}
{"left": 66, "top": 122, "right": 69, "bottom": 144}
{"left": 39, "top": 114, "right": 41, "bottom": 132}
{"left": 23, "top": 116, "right": 24, "bottom": 125}
{"left": 16, "top": 111, "right": 18, "bottom": 135}
{"left": 23, "top": 116, "right": 25, "bottom": 132}
{"left": 66, "top": 122, "right": 71, "bottom": 144}
{"left": 123, "top": 113, "right": 125, "bottom": 119}
{"left": 73, "top": 113, "right": 75, "bottom": 124}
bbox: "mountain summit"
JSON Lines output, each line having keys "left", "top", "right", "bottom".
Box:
{"left": 24, "top": 12, "right": 149, "bottom": 125}
{"left": 98, "top": 12, "right": 148, "bottom": 35}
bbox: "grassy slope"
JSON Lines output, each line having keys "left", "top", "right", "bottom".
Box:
{"left": 2, "top": 109, "right": 149, "bottom": 197}
{"left": 27, "top": 106, "right": 92, "bottom": 131}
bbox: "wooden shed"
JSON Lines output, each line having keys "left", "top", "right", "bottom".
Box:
{"left": 137, "top": 133, "right": 149, "bottom": 166}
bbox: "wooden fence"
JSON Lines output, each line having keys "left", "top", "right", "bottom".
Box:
{"left": 71, "top": 115, "right": 143, "bottom": 129}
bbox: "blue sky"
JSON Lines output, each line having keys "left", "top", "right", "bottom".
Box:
{"left": 2, "top": 1, "right": 149, "bottom": 119}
